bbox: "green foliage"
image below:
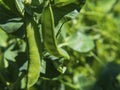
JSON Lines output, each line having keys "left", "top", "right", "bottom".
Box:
{"left": 0, "top": 0, "right": 120, "bottom": 90}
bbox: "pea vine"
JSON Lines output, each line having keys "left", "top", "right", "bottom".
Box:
{"left": 0, "top": 0, "right": 96, "bottom": 90}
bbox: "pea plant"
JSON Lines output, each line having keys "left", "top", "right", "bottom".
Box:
{"left": 0, "top": 0, "right": 96, "bottom": 90}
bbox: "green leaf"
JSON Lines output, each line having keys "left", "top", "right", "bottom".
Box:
{"left": 73, "top": 74, "right": 95, "bottom": 90}
{"left": 40, "top": 60, "right": 46, "bottom": 74}
{"left": 0, "top": 18, "right": 23, "bottom": 33}
{"left": 0, "top": 29, "right": 8, "bottom": 47}
{"left": 55, "top": 10, "right": 79, "bottom": 36}
{"left": 0, "top": 0, "right": 11, "bottom": 10}
{"left": 54, "top": 0, "right": 86, "bottom": 7}
{"left": 53, "top": 61, "right": 67, "bottom": 74}
{"left": 64, "top": 32, "right": 95, "bottom": 53}
{"left": 1, "top": 0, "right": 19, "bottom": 14}
{"left": 15, "top": 0, "right": 25, "bottom": 16}
{"left": 0, "top": 4, "right": 17, "bottom": 21}
{"left": 63, "top": 10, "right": 79, "bottom": 20}
{"left": 19, "top": 61, "right": 28, "bottom": 71}
{"left": 17, "top": 39, "right": 26, "bottom": 52}
{"left": 95, "top": 0, "right": 116, "bottom": 12}
{"left": 31, "top": 0, "right": 43, "bottom": 6}
{"left": 41, "top": 57, "right": 61, "bottom": 79}
{"left": 4, "top": 44, "right": 18, "bottom": 62}
{"left": 53, "top": 0, "right": 85, "bottom": 25}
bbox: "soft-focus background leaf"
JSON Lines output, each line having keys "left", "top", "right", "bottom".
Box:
{"left": 63, "top": 31, "right": 94, "bottom": 53}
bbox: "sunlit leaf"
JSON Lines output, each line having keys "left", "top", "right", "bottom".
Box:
{"left": 15, "top": 0, "right": 25, "bottom": 16}
{"left": 4, "top": 44, "right": 18, "bottom": 62}
{"left": 64, "top": 32, "right": 95, "bottom": 53}
{"left": 0, "top": 18, "right": 23, "bottom": 33}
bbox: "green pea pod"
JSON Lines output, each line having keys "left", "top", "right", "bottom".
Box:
{"left": 25, "top": 15, "right": 41, "bottom": 89}
{"left": 41, "top": 4, "right": 69, "bottom": 59}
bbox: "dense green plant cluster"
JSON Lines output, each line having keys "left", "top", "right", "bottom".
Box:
{"left": 0, "top": 0, "right": 120, "bottom": 90}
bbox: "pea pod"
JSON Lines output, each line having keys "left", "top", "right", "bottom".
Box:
{"left": 25, "top": 15, "right": 41, "bottom": 89}
{"left": 41, "top": 4, "right": 69, "bottom": 59}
